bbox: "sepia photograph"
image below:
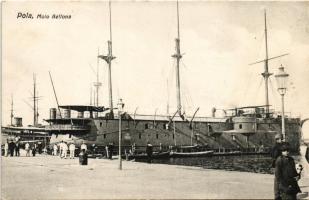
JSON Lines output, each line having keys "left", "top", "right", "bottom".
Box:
{"left": 1, "top": 0, "right": 309, "bottom": 199}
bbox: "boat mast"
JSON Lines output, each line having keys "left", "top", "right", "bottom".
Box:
{"left": 94, "top": 48, "right": 102, "bottom": 108}
{"left": 96, "top": 48, "right": 100, "bottom": 107}
{"left": 90, "top": 86, "right": 93, "bottom": 106}
{"left": 172, "top": 0, "right": 183, "bottom": 117}
{"left": 99, "top": 0, "right": 116, "bottom": 119}
{"left": 166, "top": 79, "right": 170, "bottom": 116}
{"left": 262, "top": 10, "right": 271, "bottom": 116}
{"left": 10, "top": 94, "right": 14, "bottom": 126}
{"left": 249, "top": 10, "right": 288, "bottom": 117}
{"left": 33, "top": 74, "right": 37, "bottom": 126}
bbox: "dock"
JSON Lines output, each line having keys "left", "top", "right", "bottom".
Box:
{"left": 1, "top": 150, "right": 309, "bottom": 199}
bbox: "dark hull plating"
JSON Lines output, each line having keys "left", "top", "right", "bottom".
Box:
{"left": 48, "top": 115, "right": 302, "bottom": 154}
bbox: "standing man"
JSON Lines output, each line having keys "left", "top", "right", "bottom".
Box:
{"left": 91, "top": 144, "right": 97, "bottom": 154}
{"left": 305, "top": 143, "right": 309, "bottom": 164}
{"left": 62, "top": 142, "right": 68, "bottom": 159}
{"left": 25, "top": 142, "right": 30, "bottom": 157}
{"left": 69, "top": 143, "right": 76, "bottom": 159}
{"left": 53, "top": 143, "right": 58, "bottom": 156}
{"left": 8, "top": 140, "right": 15, "bottom": 157}
{"left": 38, "top": 142, "right": 42, "bottom": 154}
{"left": 271, "top": 133, "right": 283, "bottom": 200}
{"left": 131, "top": 143, "right": 136, "bottom": 155}
{"left": 4, "top": 140, "right": 9, "bottom": 157}
{"left": 15, "top": 142, "right": 20, "bottom": 157}
{"left": 81, "top": 141, "right": 87, "bottom": 152}
{"left": 146, "top": 142, "right": 153, "bottom": 164}
{"left": 275, "top": 143, "right": 301, "bottom": 200}
{"left": 105, "top": 144, "right": 109, "bottom": 159}
{"left": 59, "top": 141, "right": 64, "bottom": 158}
{"left": 108, "top": 142, "right": 114, "bottom": 160}
{"left": 32, "top": 143, "right": 37, "bottom": 157}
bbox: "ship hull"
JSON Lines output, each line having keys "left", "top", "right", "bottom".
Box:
{"left": 48, "top": 115, "right": 302, "bottom": 154}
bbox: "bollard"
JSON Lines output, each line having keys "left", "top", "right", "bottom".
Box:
{"left": 79, "top": 149, "right": 88, "bottom": 165}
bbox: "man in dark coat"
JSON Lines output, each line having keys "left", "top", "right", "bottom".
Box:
{"left": 108, "top": 142, "right": 114, "bottom": 160}
{"left": 271, "top": 133, "right": 283, "bottom": 200}
{"left": 305, "top": 144, "right": 309, "bottom": 163}
{"left": 275, "top": 143, "right": 301, "bottom": 200}
{"left": 146, "top": 142, "right": 153, "bottom": 163}
{"left": 38, "top": 142, "right": 42, "bottom": 154}
{"left": 15, "top": 142, "right": 20, "bottom": 156}
{"left": 32, "top": 143, "right": 37, "bottom": 157}
{"left": 8, "top": 140, "right": 15, "bottom": 157}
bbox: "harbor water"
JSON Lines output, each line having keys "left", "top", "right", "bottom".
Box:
{"left": 136, "top": 153, "right": 305, "bottom": 174}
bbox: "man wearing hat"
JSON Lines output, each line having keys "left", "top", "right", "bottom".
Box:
{"left": 305, "top": 143, "right": 309, "bottom": 163}
{"left": 271, "top": 133, "right": 283, "bottom": 200}
{"left": 146, "top": 142, "right": 153, "bottom": 164}
{"left": 275, "top": 142, "right": 301, "bottom": 200}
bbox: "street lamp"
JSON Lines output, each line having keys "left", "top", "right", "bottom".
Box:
{"left": 118, "top": 98, "right": 124, "bottom": 170}
{"left": 275, "top": 65, "right": 289, "bottom": 141}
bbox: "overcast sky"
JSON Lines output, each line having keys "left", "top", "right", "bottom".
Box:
{"left": 2, "top": 1, "right": 309, "bottom": 137}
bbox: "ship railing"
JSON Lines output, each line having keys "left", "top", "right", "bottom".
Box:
{"left": 74, "top": 144, "right": 271, "bottom": 158}
{"left": 45, "top": 124, "right": 90, "bottom": 130}
{"left": 213, "top": 147, "right": 270, "bottom": 154}
{"left": 109, "top": 145, "right": 271, "bottom": 155}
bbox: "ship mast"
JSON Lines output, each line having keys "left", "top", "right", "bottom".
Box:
{"left": 33, "top": 73, "right": 37, "bottom": 126}
{"left": 10, "top": 94, "right": 14, "bottom": 126}
{"left": 94, "top": 48, "right": 102, "bottom": 107}
{"left": 99, "top": 0, "right": 116, "bottom": 119}
{"left": 172, "top": 0, "right": 183, "bottom": 117}
{"left": 96, "top": 48, "right": 100, "bottom": 107}
{"left": 249, "top": 10, "right": 288, "bottom": 117}
{"left": 33, "top": 74, "right": 40, "bottom": 126}
{"left": 263, "top": 10, "right": 271, "bottom": 116}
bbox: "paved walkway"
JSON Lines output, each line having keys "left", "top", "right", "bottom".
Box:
{"left": 1, "top": 149, "right": 309, "bottom": 199}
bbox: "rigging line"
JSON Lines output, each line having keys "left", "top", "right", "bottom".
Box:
{"left": 240, "top": 69, "right": 254, "bottom": 106}
{"left": 179, "top": 60, "right": 195, "bottom": 107}
{"left": 182, "top": 88, "right": 189, "bottom": 111}
{"left": 180, "top": 59, "right": 188, "bottom": 70}
{"left": 257, "top": 30, "right": 265, "bottom": 60}
{"left": 186, "top": 81, "right": 194, "bottom": 106}
{"left": 48, "top": 71, "right": 62, "bottom": 119}
{"left": 169, "top": 59, "right": 176, "bottom": 88}
{"left": 255, "top": 76, "right": 264, "bottom": 105}
{"left": 88, "top": 63, "right": 97, "bottom": 77}
{"left": 269, "top": 77, "right": 280, "bottom": 108}
{"left": 170, "top": 58, "right": 176, "bottom": 77}
{"left": 182, "top": 74, "right": 194, "bottom": 107}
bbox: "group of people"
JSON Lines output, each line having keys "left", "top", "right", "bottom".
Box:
{"left": 3, "top": 138, "right": 41, "bottom": 157}
{"left": 3, "top": 138, "right": 20, "bottom": 157}
{"left": 271, "top": 133, "right": 303, "bottom": 200}
{"left": 52, "top": 141, "right": 79, "bottom": 159}
{"left": 51, "top": 141, "right": 116, "bottom": 160}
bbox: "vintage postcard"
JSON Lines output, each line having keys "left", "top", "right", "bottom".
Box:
{"left": 1, "top": 1, "right": 309, "bottom": 199}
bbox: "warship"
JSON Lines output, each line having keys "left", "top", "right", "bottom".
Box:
{"left": 1, "top": 74, "right": 49, "bottom": 144}
{"left": 6, "top": 2, "right": 304, "bottom": 154}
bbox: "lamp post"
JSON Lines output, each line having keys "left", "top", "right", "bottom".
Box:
{"left": 118, "top": 98, "right": 124, "bottom": 170}
{"left": 275, "top": 65, "right": 289, "bottom": 141}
